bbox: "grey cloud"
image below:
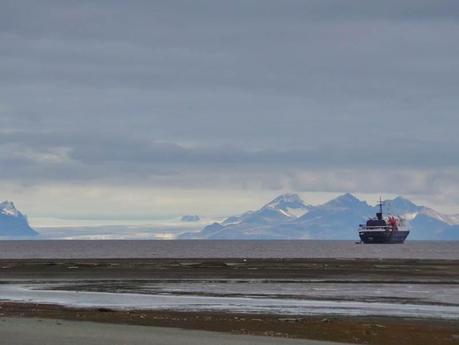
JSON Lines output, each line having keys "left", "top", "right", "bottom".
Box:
{"left": 0, "top": 1, "right": 458, "bottom": 203}
{"left": 0, "top": 132, "right": 458, "bottom": 182}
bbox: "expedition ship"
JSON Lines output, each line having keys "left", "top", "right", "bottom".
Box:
{"left": 358, "top": 199, "right": 409, "bottom": 244}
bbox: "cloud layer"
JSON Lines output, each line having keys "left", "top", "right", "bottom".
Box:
{"left": 1, "top": 1, "right": 459, "bottom": 217}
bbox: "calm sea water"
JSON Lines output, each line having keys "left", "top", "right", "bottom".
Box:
{"left": 0, "top": 240, "right": 458, "bottom": 259}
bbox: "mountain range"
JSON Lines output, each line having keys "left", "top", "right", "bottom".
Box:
{"left": 179, "top": 193, "right": 459, "bottom": 240}
{"left": 0, "top": 201, "right": 38, "bottom": 237}
{"left": 2, "top": 195, "right": 459, "bottom": 240}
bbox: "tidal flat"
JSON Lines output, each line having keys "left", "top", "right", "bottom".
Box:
{"left": 0, "top": 258, "right": 458, "bottom": 345}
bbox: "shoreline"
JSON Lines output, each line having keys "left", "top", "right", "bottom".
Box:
{"left": 1, "top": 302, "right": 458, "bottom": 345}
{"left": 1, "top": 258, "right": 458, "bottom": 344}
{"left": 0, "top": 317, "right": 341, "bottom": 345}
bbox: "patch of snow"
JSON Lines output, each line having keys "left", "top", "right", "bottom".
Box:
{"left": 0, "top": 201, "right": 20, "bottom": 217}
{"left": 420, "top": 208, "right": 457, "bottom": 225}
{"left": 402, "top": 212, "right": 418, "bottom": 221}
{"left": 448, "top": 214, "right": 459, "bottom": 225}
{"left": 286, "top": 207, "right": 309, "bottom": 218}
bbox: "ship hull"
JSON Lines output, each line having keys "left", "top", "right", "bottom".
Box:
{"left": 359, "top": 230, "right": 409, "bottom": 244}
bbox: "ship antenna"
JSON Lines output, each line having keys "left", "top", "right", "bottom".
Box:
{"left": 376, "top": 196, "right": 384, "bottom": 221}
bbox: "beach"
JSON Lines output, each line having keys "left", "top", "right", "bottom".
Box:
{"left": 0, "top": 317, "right": 346, "bottom": 345}
{"left": 0, "top": 258, "right": 458, "bottom": 345}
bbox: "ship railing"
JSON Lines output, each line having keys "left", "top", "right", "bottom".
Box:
{"left": 359, "top": 225, "right": 394, "bottom": 231}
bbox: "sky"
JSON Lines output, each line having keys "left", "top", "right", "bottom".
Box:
{"left": 1, "top": 0, "right": 459, "bottom": 225}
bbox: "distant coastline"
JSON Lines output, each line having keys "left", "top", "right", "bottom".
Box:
{"left": 3, "top": 194, "right": 459, "bottom": 240}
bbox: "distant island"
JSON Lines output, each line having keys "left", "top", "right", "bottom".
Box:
{"left": 0, "top": 201, "right": 38, "bottom": 237}
{"left": 180, "top": 215, "right": 201, "bottom": 222}
{"left": 180, "top": 193, "right": 459, "bottom": 240}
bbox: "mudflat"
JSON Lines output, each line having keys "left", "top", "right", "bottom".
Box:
{"left": 0, "top": 258, "right": 458, "bottom": 345}
{"left": 0, "top": 302, "right": 458, "bottom": 345}
{"left": 1, "top": 258, "right": 458, "bottom": 281}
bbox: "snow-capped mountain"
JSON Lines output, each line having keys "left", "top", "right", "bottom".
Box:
{"left": 0, "top": 201, "right": 38, "bottom": 237}
{"left": 1, "top": 201, "right": 21, "bottom": 217}
{"left": 294, "top": 193, "right": 374, "bottom": 240}
{"left": 179, "top": 194, "right": 459, "bottom": 240}
{"left": 220, "top": 193, "right": 310, "bottom": 227}
{"left": 262, "top": 193, "right": 311, "bottom": 217}
{"left": 384, "top": 196, "right": 459, "bottom": 225}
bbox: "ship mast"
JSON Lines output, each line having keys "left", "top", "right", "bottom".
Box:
{"left": 376, "top": 196, "right": 383, "bottom": 220}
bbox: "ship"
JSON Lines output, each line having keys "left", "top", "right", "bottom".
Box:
{"left": 358, "top": 199, "right": 409, "bottom": 244}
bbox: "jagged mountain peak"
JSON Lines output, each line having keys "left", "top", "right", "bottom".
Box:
{"left": 0, "top": 200, "right": 21, "bottom": 217}
{"left": 383, "top": 196, "right": 421, "bottom": 215}
{"left": 0, "top": 200, "right": 38, "bottom": 237}
{"left": 1, "top": 200, "right": 16, "bottom": 208}
{"left": 261, "top": 193, "right": 310, "bottom": 218}
{"left": 387, "top": 196, "right": 419, "bottom": 208}
{"left": 392, "top": 195, "right": 414, "bottom": 203}
{"left": 267, "top": 193, "right": 303, "bottom": 203}
{"left": 323, "top": 193, "right": 365, "bottom": 208}
{"left": 179, "top": 193, "right": 459, "bottom": 240}
{"left": 263, "top": 193, "right": 308, "bottom": 210}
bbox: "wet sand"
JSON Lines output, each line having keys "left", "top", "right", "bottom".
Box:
{"left": 0, "top": 258, "right": 458, "bottom": 345}
{"left": 0, "top": 302, "right": 458, "bottom": 345}
{"left": 1, "top": 258, "right": 458, "bottom": 281}
{"left": 0, "top": 317, "right": 345, "bottom": 345}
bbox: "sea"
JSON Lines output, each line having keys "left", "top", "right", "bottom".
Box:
{"left": 0, "top": 240, "right": 458, "bottom": 259}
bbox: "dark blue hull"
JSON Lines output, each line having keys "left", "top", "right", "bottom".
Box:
{"left": 359, "top": 230, "right": 409, "bottom": 244}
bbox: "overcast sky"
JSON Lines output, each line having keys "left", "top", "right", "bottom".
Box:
{"left": 1, "top": 0, "right": 459, "bottom": 224}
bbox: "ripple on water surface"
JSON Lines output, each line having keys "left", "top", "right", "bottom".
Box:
{"left": 0, "top": 240, "right": 458, "bottom": 259}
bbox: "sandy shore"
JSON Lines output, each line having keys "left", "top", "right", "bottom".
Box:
{"left": 0, "top": 258, "right": 458, "bottom": 345}
{"left": 0, "top": 317, "right": 346, "bottom": 345}
{"left": 0, "top": 302, "right": 458, "bottom": 345}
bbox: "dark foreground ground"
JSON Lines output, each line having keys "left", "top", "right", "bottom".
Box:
{"left": 0, "top": 317, "right": 346, "bottom": 345}
{"left": 0, "top": 258, "right": 458, "bottom": 345}
{"left": 1, "top": 302, "right": 458, "bottom": 345}
{"left": 1, "top": 258, "right": 458, "bottom": 281}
